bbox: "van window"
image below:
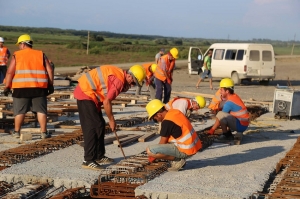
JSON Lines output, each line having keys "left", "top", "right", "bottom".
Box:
{"left": 225, "top": 49, "right": 237, "bottom": 60}
{"left": 213, "top": 49, "right": 224, "bottom": 60}
{"left": 262, "top": 51, "right": 272, "bottom": 61}
{"left": 249, "top": 50, "right": 260, "bottom": 61}
{"left": 236, "top": 50, "right": 244, "bottom": 60}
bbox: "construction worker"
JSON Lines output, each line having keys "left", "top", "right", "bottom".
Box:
{"left": 135, "top": 63, "right": 156, "bottom": 97}
{"left": 145, "top": 99, "right": 202, "bottom": 171}
{"left": 0, "top": 37, "right": 11, "bottom": 83}
{"left": 74, "top": 65, "right": 146, "bottom": 170}
{"left": 154, "top": 47, "right": 179, "bottom": 103}
{"left": 207, "top": 78, "right": 249, "bottom": 142}
{"left": 208, "top": 88, "right": 227, "bottom": 114}
{"left": 155, "top": 48, "right": 165, "bottom": 64}
{"left": 165, "top": 96, "right": 206, "bottom": 117}
{"left": 196, "top": 49, "right": 213, "bottom": 89}
{"left": 135, "top": 63, "right": 157, "bottom": 99}
{"left": 4, "top": 34, "right": 54, "bottom": 139}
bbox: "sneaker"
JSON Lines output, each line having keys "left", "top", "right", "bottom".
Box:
{"left": 96, "top": 156, "right": 114, "bottom": 165}
{"left": 41, "top": 132, "right": 51, "bottom": 139}
{"left": 12, "top": 131, "right": 20, "bottom": 138}
{"left": 168, "top": 159, "right": 186, "bottom": 172}
{"left": 82, "top": 161, "right": 103, "bottom": 171}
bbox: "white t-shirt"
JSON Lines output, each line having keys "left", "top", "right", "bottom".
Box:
{"left": 165, "top": 99, "right": 190, "bottom": 115}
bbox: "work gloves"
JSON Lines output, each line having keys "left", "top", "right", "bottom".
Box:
{"left": 148, "top": 156, "right": 156, "bottom": 163}
{"left": 3, "top": 87, "right": 11, "bottom": 96}
{"left": 47, "top": 84, "right": 54, "bottom": 96}
{"left": 207, "top": 128, "right": 215, "bottom": 135}
{"left": 167, "top": 77, "right": 173, "bottom": 85}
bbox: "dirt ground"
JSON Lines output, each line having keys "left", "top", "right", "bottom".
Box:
{"left": 171, "top": 56, "right": 300, "bottom": 102}
{"left": 55, "top": 56, "right": 300, "bottom": 102}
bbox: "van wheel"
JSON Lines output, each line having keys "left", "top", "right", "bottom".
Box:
{"left": 231, "top": 72, "right": 241, "bottom": 85}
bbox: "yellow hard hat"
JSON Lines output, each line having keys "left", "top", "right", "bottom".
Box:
{"left": 150, "top": 64, "right": 157, "bottom": 72}
{"left": 16, "top": 34, "right": 32, "bottom": 45}
{"left": 146, "top": 99, "right": 164, "bottom": 120}
{"left": 220, "top": 78, "right": 234, "bottom": 88}
{"left": 170, "top": 47, "right": 179, "bottom": 59}
{"left": 128, "top": 65, "right": 146, "bottom": 87}
{"left": 195, "top": 96, "right": 206, "bottom": 108}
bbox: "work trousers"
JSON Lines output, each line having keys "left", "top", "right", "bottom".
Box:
{"left": 77, "top": 100, "right": 106, "bottom": 162}
{"left": 155, "top": 78, "right": 171, "bottom": 103}
{"left": 136, "top": 80, "right": 156, "bottom": 99}
{"left": 0, "top": 66, "right": 7, "bottom": 84}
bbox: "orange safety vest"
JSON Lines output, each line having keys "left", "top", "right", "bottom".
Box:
{"left": 78, "top": 65, "right": 125, "bottom": 104}
{"left": 227, "top": 94, "right": 250, "bottom": 126}
{"left": 0, "top": 47, "right": 9, "bottom": 65}
{"left": 208, "top": 89, "right": 222, "bottom": 111}
{"left": 165, "top": 97, "right": 192, "bottom": 111}
{"left": 142, "top": 62, "right": 154, "bottom": 81}
{"left": 164, "top": 109, "right": 202, "bottom": 155}
{"left": 154, "top": 54, "right": 173, "bottom": 81}
{"left": 12, "top": 48, "right": 48, "bottom": 88}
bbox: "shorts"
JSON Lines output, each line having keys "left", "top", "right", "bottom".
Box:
{"left": 201, "top": 69, "right": 212, "bottom": 79}
{"left": 216, "top": 111, "right": 237, "bottom": 131}
{"left": 148, "top": 143, "right": 190, "bottom": 159}
{"left": 13, "top": 96, "right": 47, "bottom": 116}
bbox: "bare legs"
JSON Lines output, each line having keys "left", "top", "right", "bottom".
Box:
{"left": 195, "top": 78, "right": 203, "bottom": 88}
{"left": 14, "top": 112, "right": 47, "bottom": 132}
{"left": 196, "top": 78, "right": 213, "bottom": 90}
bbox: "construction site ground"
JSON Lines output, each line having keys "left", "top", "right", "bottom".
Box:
{"left": 0, "top": 56, "right": 300, "bottom": 199}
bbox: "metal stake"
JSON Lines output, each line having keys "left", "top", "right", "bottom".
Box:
{"left": 113, "top": 130, "right": 126, "bottom": 159}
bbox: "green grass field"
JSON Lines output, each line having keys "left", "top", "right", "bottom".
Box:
{"left": 1, "top": 30, "right": 299, "bottom": 67}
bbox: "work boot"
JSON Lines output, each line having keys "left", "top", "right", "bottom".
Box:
{"left": 41, "top": 131, "right": 51, "bottom": 139}
{"left": 234, "top": 132, "right": 243, "bottom": 145}
{"left": 168, "top": 159, "right": 186, "bottom": 172}
{"left": 82, "top": 161, "right": 103, "bottom": 171}
{"left": 215, "top": 131, "right": 234, "bottom": 142}
{"left": 12, "top": 130, "right": 20, "bottom": 138}
{"left": 96, "top": 156, "right": 114, "bottom": 165}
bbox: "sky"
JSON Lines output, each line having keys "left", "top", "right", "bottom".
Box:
{"left": 1, "top": 0, "right": 299, "bottom": 41}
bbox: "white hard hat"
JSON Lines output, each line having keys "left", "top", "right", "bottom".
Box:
{"left": 0, "top": 37, "right": 4, "bottom": 43}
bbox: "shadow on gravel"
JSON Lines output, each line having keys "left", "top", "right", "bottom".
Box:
{"left": 187, "top": 145, "right": 284, "bottom": 168}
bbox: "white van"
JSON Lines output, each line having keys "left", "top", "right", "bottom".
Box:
{"left": 188, "top": 43, "right": 276, "bottom": 85}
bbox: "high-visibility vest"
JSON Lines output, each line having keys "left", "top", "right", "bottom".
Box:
{"left": 78, "top": 65, "right": 125, "bottom": 104}
{"left": 12, "top": 48, "right": 48, "bottom": 88}
{"left": 154, "top": 54, "right": 173, "bottom": 81}
{"left": 227, "top": 94, "right": 250, "bottom": 126}
{"left": 0, "top": 47, "right": 9, "bottom": 65}
{"left": 164, "top": 109, "right": 202, "bottom": 155}
{"left": 142, "top": 62, "right": 154, "bottom": 81}
{"left": 165, "top": 97, "right": 192, "bottom": 111}
{"left": 208, "top": 89, "right": 222, "bottom": 111}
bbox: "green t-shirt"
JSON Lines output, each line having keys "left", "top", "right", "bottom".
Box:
{"left": 204, "top": 56, "right": 211, "bottom": 70}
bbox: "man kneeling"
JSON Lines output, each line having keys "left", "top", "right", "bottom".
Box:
{"left": 145, "top": 99, "right": 202, "bottom": 171}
